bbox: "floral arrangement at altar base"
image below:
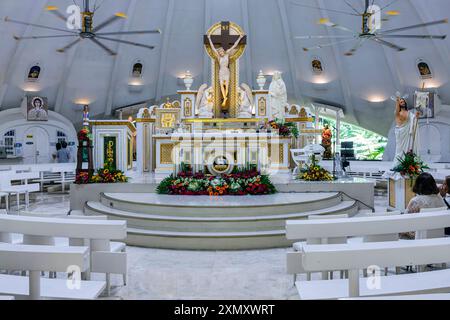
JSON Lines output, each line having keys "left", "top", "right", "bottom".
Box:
{"left": 156, "top": 166, "right": 277, "bottom": 196}
{"left": 75, "top": 161, "right": 129, "bottom": 184}
{"left": 266, "top": 118, "right": 299, "bottom": 138}
{"left": 298, "top": 155, "right": 334, "bottom": 181}
{"left": 75, "top": 171, "right": 90, "bottom": 184}
{"left": 392, "top": 150, "right": 429, "bottom": 181}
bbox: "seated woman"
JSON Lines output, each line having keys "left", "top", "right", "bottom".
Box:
{"left": 401, "top": 173, "right": 446, "bottom": 240}
{"left": 439, "top": 176, "right": 450, "bottom": 209}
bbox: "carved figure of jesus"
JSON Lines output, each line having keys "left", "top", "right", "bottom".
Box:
{"left": 207, "top": 34, "right": 244, "bottom": 107}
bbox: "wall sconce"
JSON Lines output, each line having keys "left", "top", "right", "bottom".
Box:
{"left": 128, "top": 79, "right": 144, "bottom": 93}
{"left": 22, "top": 84, "right": 41, "bottom": 94}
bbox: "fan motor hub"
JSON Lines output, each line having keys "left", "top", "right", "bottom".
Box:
{"left": 80, "top": 32, "right": 95, "bottom": 39}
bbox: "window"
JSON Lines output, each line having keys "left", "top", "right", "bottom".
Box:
{"left": 3, "top": 130, "right": 15, "bottom": 156}
{"left": 57, "top": 131, "right": 67, "bottom": 144}
{"left": 27, "top": 65, "right": 41, "bottom": 81}
{"left": 320, "top": 117, "right": 388, "bottom": 160}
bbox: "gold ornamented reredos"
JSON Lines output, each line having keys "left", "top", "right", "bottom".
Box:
{"left": 299, "top": 107, "right": 307, "bottom": 118}
{"left": 155, "top": 108, "right": 181, "bottom": 129}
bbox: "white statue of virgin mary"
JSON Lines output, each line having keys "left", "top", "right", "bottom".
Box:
{"left": 269, "top": 71, "right": 288, "bottom": 120}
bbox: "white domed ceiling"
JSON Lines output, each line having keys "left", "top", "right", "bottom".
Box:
{"left": 0, "top": 0, "right": 449, "bottom": 136}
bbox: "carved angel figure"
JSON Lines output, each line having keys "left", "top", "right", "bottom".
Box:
{"left": 195, "top": 84, "right": 214, "bottom": 118}
{"left": 237, "top": 83, "right": 254, "bottom": 118}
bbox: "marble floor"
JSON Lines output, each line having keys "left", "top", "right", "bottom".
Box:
{"left": 4, "top": 192, "right": 389, "bottom": 300}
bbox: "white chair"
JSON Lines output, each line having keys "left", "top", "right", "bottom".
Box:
{"left": 290, "top": 144, "right": 325, "bottom": 175}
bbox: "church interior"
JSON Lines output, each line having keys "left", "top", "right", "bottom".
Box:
{"left": 0, "top": 0, "right": 450, "bottom": 304}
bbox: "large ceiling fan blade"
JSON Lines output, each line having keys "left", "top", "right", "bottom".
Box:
{"left": 45, "top": 6, "right": 67, "bottom": 22}
{"left": 92, "top": 13, "right": 127, "bottom": 32}
{"left": 295, "top": 35, "right": 356, "bottom": 40}
{"left": 302, "top": 38, "right": 357, "bottom": 52}
{"left": 57, "top": 38, "right": 81, "bottom": 53}
{"left": 379, "top": 34, "right": 447, "bottom": 40}
{"left": 371, "top": 37, "right": 406, "bottom": 51}
{"left": 96, "top": 35, "right": 155, "bottom": 49}
{"left": 90, "top": 38, "right": 117, "bottom": 55}
{"left": 381, "top": 19, "right": 448, "bottom": 34}
{"left": 344, "top": 0, "right": 361, "bottom": 15}
{"left": 344, "top": 38, "right": 367, "bottom": 56}
{"left": 14, "top": 34, "right": 77, "bottom": 40}
{"left": 96, "top": 29, "right": 161, "bottom": 36}
{"left": 4, "top": 16, "right": 78, "bottom": 34}
{"left": 318, "top": 18, "right": 357, "bottom": 34}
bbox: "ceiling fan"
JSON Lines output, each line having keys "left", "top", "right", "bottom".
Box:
{"left": 4, "top": 0, "right": 161, "bottom": 56}
{"left": 294, "top": 0, "right": 447, "bottom": 56}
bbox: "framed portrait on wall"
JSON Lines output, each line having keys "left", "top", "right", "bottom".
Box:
{"left": 27, "top": 96, "right": 48, "bottom": 121}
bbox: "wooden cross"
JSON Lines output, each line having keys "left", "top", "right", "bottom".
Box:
{"left": 204, "top": 21, "right": 246, "bottom": 51}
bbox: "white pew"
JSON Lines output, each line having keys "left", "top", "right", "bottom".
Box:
{"left": 286, "top": 211, "right": 450, "bottom": 282}
{"left": 288, "top": 214, "right": 349, "bottom": 283}
{"left": 0, "top": 243, "right": 105, "bottom": 300}
{"left": 340, "top": 293, "right": 450, "bottom": 300}
{"left": 0, "top": 173, "right": 40, "bottom": 211}
{"left": 0, "top": 214, "right": 126, "bottom": 290}
{"left": 298, "top": 238, "right": 450, "bottom": 300}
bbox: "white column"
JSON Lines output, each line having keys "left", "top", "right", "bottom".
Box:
{"left": 314, "top": 106, "right": 320, "bottom": 144}
{"left": 136, "top": 122, "right": 144, "bottom": 173}
{"left": 336, "top": 110, "right": 341, "bottom": 153}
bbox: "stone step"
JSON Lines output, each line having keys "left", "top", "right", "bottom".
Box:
{"left": 99, "top": 192, "right": 343, "bottom": 217}
{"left": 125, "top": 227, "right": 293, "bottom": 250}
{"left": 85, "top": 200, "right": 358, "bottom": 232}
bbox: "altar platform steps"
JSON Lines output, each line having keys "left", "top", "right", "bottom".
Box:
{"left": 97, "top": 192, "right": 344, "bottom": 217}
{"left": 85, "top": 199, "right": 357, "bottom": 233}
{"left": 83, "top": 192, "right": 359, "bottom": 250}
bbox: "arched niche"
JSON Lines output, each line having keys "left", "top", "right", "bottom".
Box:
{"left": 131, "top": 60, "right": 144, "bottom": 78}
{"left": 416, "top": 59, "right": 433, "bottom": 79}
{"left": 27, "top": 63, "right": 42, "bottom": 82}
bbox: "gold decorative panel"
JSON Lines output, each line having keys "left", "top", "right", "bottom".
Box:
{"left": 268, "top": 143, "right": 284, "bottom": 164}
{"left": 155, "top": 108, "right": 181, "bottom": 129}
{"left": 160, "top": 144, "right": 174, "bottom": 165}
{"left": 184, "top": 98, "right": 192, "bottom": 117}
{"left": 258, "top": 97, "right": 267, "bottom": 117}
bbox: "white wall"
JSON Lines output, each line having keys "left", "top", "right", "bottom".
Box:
{"left": 0, "top": 108, "right": 77, "bottom": 163}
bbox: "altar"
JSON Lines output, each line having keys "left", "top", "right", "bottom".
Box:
{"left": 132, "top": 21, "right": 321, "bottom": 176}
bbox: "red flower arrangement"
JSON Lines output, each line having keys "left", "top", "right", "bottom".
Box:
{"left": 156, "top": 168, "right": 277, "bottom": 196}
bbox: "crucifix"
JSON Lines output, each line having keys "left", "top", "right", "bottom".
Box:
{"left": 204, "top": 21, "right": 247, "bottom": 114}
{"left": 203, "top": 21, "right": 247, "bottom": 51}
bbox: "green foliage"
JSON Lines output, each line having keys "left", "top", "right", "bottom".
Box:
{"left": 156, "top": 174, "right": 175, "bottom": 194}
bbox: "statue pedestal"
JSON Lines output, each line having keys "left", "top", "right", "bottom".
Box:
{"left": 388, "top": 177, "right": 416, "bottom": 212}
